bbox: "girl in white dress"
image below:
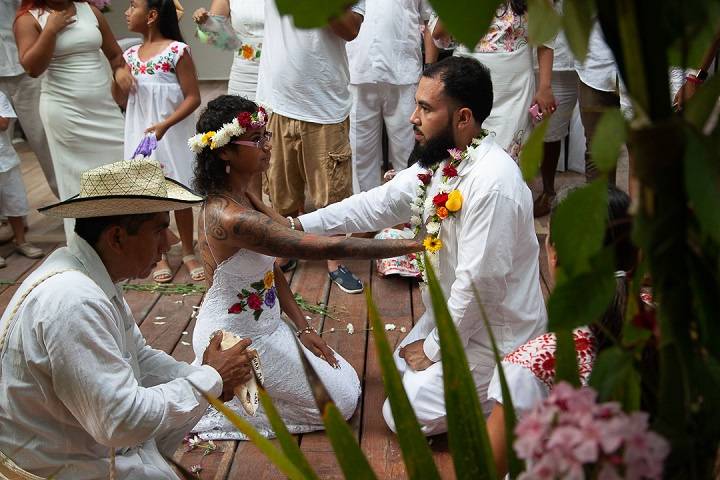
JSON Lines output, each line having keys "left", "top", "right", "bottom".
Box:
{"left": 14, "top": 0, "right": 134, "bottom": 240}
{"left": 189, "top": 95, "right": 422, "bottom": 439}
{"left": 115, "top": 0, "right": 204, "bottom": 282}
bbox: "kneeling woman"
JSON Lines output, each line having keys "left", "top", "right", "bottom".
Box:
{"left": 190, "top": 95, "right": 421, "bottom": 439}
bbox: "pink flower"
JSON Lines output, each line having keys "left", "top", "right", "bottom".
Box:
{"left": 447, "top": 148, "right": 462, "bottom": 161}
{"left": 161, "top": 61, "right": 170, "bottom": 72}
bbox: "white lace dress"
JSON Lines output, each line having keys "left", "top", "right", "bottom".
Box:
{"left": 191, "top": 244, "right": 361, "bottom": 440}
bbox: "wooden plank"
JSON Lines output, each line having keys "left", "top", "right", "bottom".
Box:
{"left": 428, "top": 434, "right": 457, "bottom": 479}
{"left": 0, "top": 242, "right": 58, "bottom": 298}
{"left": 172, "top": 440, "right": 237, "bottom": 480}
{"left": 230, "top": 440, "right": 288, "bottom": 479}
{"left": 410, "top": 279, "right": 425, "bottom": 326}
{"left": 298, "top": 259, "right": 372, "bottom": 478}
{"left": 359, "top": 268, "right": 414, "bottom": 479}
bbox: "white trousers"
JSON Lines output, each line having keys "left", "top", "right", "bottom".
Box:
{"left": 0, "top": 74, "right": 58, "bottom": 199}
{"left": 349, "top": 83, "right": 416, "bottom": 192}
{"left": 382, "top": 314, "right": 496, "bottom": 436}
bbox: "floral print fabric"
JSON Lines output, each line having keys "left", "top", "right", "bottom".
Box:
{"left": 475, "top": 4, "right": 529, "bottom": 53}
{"left": 124, "top": 41, "right": 189, "bottom": 77}
{"left": 228, "top": 270, "right": 277, "bottom": 321}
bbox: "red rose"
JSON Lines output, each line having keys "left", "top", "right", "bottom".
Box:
{"left": 228, "top": 302, "right": 244, "bottom": 314}
{"left": 417, "top": 172, "right": 432, "bottom": 185}
{"left": 237, "top": 111, "right": 252, "bottom": 126}
{"left": 247, "top": 293, "right": 263, "bottom": 310}
{"left": 442, "top": 164, "right": 458, "bottom": 178}
{"left": 432, "top": 192, "right": 449, "bottom": 207}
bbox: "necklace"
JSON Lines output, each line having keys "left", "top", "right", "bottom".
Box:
{"left": 410, "top": 131, "right": 488, "bottom": 281}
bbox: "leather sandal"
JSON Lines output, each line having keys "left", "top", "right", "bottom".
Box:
{"left": 182, "top": 254, "right": 206, "bottom": 282}
{"left": 152, "top": 254, "right": 173, "bottom": 283}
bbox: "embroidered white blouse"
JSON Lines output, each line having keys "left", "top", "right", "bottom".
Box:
{"left": 299, "top": 136, "right": 547, "bottom": 367}
{"left": 0, "top": 237, "right": 222, "bottom": 479}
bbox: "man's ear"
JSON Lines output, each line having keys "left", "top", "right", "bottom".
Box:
{"left": 103, "top": 225, "right": 128, "bottom": 254}
{"left": 456, "top": 107, "right": 474, "bottom": 129}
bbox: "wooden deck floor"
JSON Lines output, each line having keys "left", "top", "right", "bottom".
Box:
{"left": 0, "top": 141, "right": 581, "bottom": 479}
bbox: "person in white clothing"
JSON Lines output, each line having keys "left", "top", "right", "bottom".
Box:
{"left": 288, "top": 57, "right": 547, "bottom": 435}
{"left": 257, "top": 0, "right": 367, "bottom": 293}
{"left": 346, "top": 0, "right": 433, "bottom": 192}
{"left": 0, "top": 158, "right": 254, "bottom": 479}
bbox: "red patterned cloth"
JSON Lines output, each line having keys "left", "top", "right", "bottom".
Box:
{"left": 503, "top": 327, "right": 597, "bottom": 389}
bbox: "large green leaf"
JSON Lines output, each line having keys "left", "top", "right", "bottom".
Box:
{"left": 424, "top": 256, "right": 498, "bottom": 479}
{"left": 549, "top": 179, "right": 609, "bottom": 277}
{"left": 554, "top": 328, "right": 581, "bottom": 387}
{"left": 561, "top": 0, "right": 593, "bottom": 62}
{"left": 590, "top": 109, "right": 627, "bottom": 173}
{"left": 191, "top": 386, "right": 309, "bottom": 480}
{"left": 519, "top": 118, "right": 550, "bottom": 182}
{"left": 527, "top": 0, "right": 562, "bottom": 46}
{"left": 275, "top": 0, "right": 357, "bottom": 29}
{"left": 589, "top": 346, "right": 641, "bottom": 410}
{"left": 684, "top": 74, "right": 720, "bottom": 131}
{"left": 258, "top": 388, "right": 319, "bottom": 480}
{"left": 472, "top": 287, "right": 524, "bottom": 479}
{"left": 365, "top": 290, "right": 441, "bottom": 480}
{"left": 684, "top": 128, "right": 720, "bottom": 244}
{"left": 427, "top": 0, "right": 503, "bottom": 49}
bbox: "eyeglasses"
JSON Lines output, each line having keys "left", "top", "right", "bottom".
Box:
{"left": 231, "top": 131, "right": 273, "bottom": 150}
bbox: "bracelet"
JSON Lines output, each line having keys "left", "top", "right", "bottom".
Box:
{"left": 296, "top": 325, "right": 317, "bottom": 338}
{"left": 686, "top": 75, "right": 703, "bottom": 85}
{"left": 287, "top": 216, "right": 295, "bottom": 230}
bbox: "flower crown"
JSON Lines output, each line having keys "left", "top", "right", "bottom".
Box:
{"left": 188, "top": 107, "right": 268, "bottom": 154}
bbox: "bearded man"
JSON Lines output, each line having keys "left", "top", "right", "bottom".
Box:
{"left": 288, "top": 56, "right": 547, "bottom": 435}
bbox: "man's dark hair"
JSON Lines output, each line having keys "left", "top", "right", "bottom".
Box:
{"left": 74, "top": 213, "right": 156, "bottom": 247}
{"left": 422, "top": 56, "right": 493, "bottom": 125}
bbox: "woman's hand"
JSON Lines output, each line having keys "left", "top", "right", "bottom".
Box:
{"left": 46, "top": 9, "right": 76, "bottom": 34}
{"left": 114, "top": 66, "right": 136, "bottom": 95}
{"left": 145, "top": 121, "right": 169, "bottom": 141}
{"left": 193, "top": 7, "right": 210, "bottom": 24}
{"left": 532, "top": 85, "right": 557, "bottom": 116}
{"left": 300, "top": 332, "right": 339, "bottom": 368}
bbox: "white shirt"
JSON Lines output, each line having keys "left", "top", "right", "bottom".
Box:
{"left": 0, "top": 91, "right": 20, "bottom": 172}
{"left": 0, "top": 0, "right": 25, "bottom": 77}
{"left": 575, "top": 22, "right": 618, "bottom": 92}
{"left": 300, "top": 137, "right": 547, "bottom": 367}
{"left": 256, "top": 1, "right": 365, "bottom": 124}
{"left": 346, "top": 0, "right": 431, "bottom": 86}
{"left": 0, "top": 237, "right": 222, "bottom": 479}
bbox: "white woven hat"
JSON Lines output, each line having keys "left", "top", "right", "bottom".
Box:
{"left": 39, "top": 159, "right": 203, "bottom": 218}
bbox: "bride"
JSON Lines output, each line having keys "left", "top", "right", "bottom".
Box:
{"left": 190, "top": 95, "right": 422, "bottom": 439}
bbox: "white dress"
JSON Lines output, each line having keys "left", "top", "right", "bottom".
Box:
{"left": 123, "top": 41, "right": 195, "bottom": 187}
{"left": 31, "top": 3, "right": 123, "bottom": 239}
{"left": 227, "top": 0, "right": 264, "bottom": 100}
{"left": 191, "top": 232, "right": 361, "bottom": 440}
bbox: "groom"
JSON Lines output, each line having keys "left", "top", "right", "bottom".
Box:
{"left": 290, "top": 56, "right": 547, "bottom": 435}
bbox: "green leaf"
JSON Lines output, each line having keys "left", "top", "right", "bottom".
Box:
{"left": 424, "top": 256, "right": 498, "bottom": 479}
{"left": 322, "top": 403, "right": 378, "bottom": 480}
{"left": 554, "top": 328, "right": 580, "bottom": 387}
{"left": 427, "top": 0, "right": 503, "bottom": 49}
{"left": 258, "top": 388, "right": 319, "bottom": 480}
{"left": 589, "top": 346, "right": 641, "bottom": 410}
{"left": 549, "top": 179, "right": 609, "bottom": 277}
{"left": 684, "top": 128, "right": 720, "bottom": 244}
{"left": 275, "top": 0, "right": 356, "bottom": 29}
{"left": 561, "top": 0, "right": 594, "bottom": 62}
{"left": 472, "top": 286, "right": 524, "bottom": 479}
{"left": 684, "top": 74, "right": 720, "bottom": 131}
{"left": 590, "top": 109, "right": 627, "bottom": 173}
{"left": 190, "top": 384, "right": 309, "bottom": 480}
{"left": 365, "top": 290, "right": 441, "bottom": 480}
{"left": 519, "top": 118, "right": 550, "bottom": 182}
{"left": 527, "top": 0, "right": 561, "bottom": 46}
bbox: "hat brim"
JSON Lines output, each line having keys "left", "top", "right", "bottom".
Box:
{"left": 39, "top": 178, "right": 204, "bottom": 218}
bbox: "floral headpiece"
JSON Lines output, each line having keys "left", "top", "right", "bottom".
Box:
{"left": 188, "top": 107, "right": 268, "bottom": 154}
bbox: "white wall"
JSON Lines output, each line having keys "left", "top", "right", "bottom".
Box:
{"left": 103, "top": 0, "right": 233, "bottom": 80}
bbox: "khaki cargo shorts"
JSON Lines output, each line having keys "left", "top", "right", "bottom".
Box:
{"left": 265, "top": 113, "right": 353, "bottom": 215}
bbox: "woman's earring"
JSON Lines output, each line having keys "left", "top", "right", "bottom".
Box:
{"left": 225, "top": 163, "right": 230, "bottom": 174}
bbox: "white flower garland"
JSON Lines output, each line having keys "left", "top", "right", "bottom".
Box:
{"left": 188, "top": 107, "right": 268, "bottom": 154}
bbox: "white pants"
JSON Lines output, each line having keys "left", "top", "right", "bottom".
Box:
{"left": 381, "top": 314, "right": 496, "bottom": 436}
{"left": 349, "top": 83, "right": 416, "bottom": 192}
{"left": 0, "top": 74, "right": 58, "bottom": 199}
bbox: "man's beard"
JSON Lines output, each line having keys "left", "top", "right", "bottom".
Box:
{"left": 411, "top": 125, "right": 455, "bottom": 168}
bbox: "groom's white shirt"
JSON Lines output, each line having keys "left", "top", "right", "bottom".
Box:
{"left": 300, "top": 136, "right": 547, "bottom": 370}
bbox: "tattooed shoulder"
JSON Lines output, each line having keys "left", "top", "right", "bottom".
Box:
{"left": 205, "top": 196, "right": 230, "bottom": 241}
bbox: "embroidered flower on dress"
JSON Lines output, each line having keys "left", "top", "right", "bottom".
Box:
{"left": 227, "top": 270, "right": 276, "bottom": 320}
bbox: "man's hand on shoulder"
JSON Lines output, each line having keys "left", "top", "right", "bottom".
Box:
{"left": 399, "top": 339, "right": 434, "bottom": 371}
{"left": 202, "top": 332, "right": 253, "bottom": 402}
{"left": 328, "top": 10, "right": 363, "bottom": 41}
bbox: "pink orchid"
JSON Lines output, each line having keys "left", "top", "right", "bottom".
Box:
{"left": 447, "top": 148, "right": 462, "bottom": 161}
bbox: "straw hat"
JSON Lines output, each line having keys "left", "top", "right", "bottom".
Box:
{"left": 39, "top": 159, "right": 203, "bottom": 218}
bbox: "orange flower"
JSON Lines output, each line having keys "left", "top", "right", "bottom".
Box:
{"left": 241, "top": 45, "right": 254, "bottom": 60}
{"left": 436, "top": 206, "right": 449, "bottom": 219}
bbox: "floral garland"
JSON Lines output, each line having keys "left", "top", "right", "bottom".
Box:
{"left": 409, "top": 132, "right": 488, "bottom": 280}
{"left": 188, "top": 107, "right": 268, "bottom": 154}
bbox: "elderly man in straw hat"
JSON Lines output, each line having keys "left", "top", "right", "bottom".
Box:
{"left": 0, "top": 159, "right": 253, "bottom": 479}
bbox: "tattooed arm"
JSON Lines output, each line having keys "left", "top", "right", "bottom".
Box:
{"left": 205, "top": 198, "right": 422, "bottom": 260}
